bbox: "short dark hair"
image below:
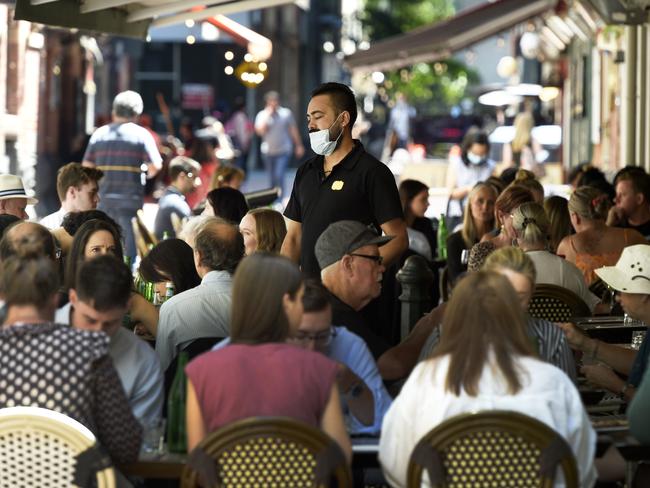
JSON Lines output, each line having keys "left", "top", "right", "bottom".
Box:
{"left": 62, "top": 210, "right": 121, "bottom": 238}
{"left": 302, "top": 279, "right": 331, "bottom": 313}
{"left": 168, "top": 156, "right": 201, "bottom": 181}
{"left": 616, "top": 170, "right": 650, "bottom": 202}
{"left": 195, "top": 223, "right": 244, "bottom": 274}
{"left": 0, "top": 214, "right": 22, "bottom": 241}
{"left": 310, "top": 82, "right": 358, "bottom": 128}
{"left": 75, "top": 255, "right": 132, "bottom": 311}
{"left": 56, "top": 163, "right": 104, "bottom": 203}
{"left": 138, "top": 238, "right": 201, "bottom": 294}
{"left": 205, "top": 187, "right": 249, "bottom": 224}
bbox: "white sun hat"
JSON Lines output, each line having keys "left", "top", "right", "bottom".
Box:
{"left": 0, "top": 174, "right": 38, "bottom": 205}
{"left": 595, "top": 244, "right": 650, "bottom": 294}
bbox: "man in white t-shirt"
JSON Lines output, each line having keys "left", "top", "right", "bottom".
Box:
{"left": 40, "top": 163, "right": 103, "bottom": 229}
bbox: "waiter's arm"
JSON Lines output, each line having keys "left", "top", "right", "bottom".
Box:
{"left": 379, "top": 218, "right": 408, "bottom": 267}
{"left": 281, "top": 218, "right": 302, "bottom": 264}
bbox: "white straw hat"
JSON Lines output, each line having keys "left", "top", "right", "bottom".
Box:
{"left": 0, "top": 174, "right": 38, "bottom": 205}
{"left": 595, "top": 244, "right": 650, "bottom": 294}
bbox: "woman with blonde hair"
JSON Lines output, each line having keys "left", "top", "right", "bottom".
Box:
{"left": 239, "top": 208, "right": 287, "bottom": 255}
{"left": 467, "top": 185, "right": 534, "bottom": 271}
{"left": 503, "top": 112, "right": 545, "bottom": 177}
{"left": 446, "top": 182, "right": 497, "bottom": 283}
{"left": 379, "top": 267, "right": 596, "bottom": 488}
{"left": 511, "top": 168, "right": 544, "bottom": 203}
{"left": 557, "top": 186, "right": 646, "bottom": 285}
{"left": 512, "top": 202, "right": 599, "bottom": 311}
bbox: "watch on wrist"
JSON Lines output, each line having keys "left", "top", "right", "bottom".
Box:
{"left": 347, "top": 382, "right": 364, "bottom": 398}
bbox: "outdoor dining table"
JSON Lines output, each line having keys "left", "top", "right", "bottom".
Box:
{"left": 574, "top": 316, "right": 647, "bottom": 344}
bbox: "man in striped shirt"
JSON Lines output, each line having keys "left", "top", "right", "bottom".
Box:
{"left": 82, "top": 90, "right": 162, "bottom": 261}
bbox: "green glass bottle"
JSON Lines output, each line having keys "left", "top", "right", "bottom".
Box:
{"left": 162, "top": 231, "right": 171, "bottom": 240}
{"left": 166, "top": 351, "right": 189, "bottom": 453}
{"left": 437, "top": 214, "right": 448, "bottom": 261}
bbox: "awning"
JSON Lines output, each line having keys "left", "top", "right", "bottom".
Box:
{"left": 345, "top": 0, "right": 558, "bottom": 72}
{"left": 14, "top": 0, "right": 300, "bottom": 39}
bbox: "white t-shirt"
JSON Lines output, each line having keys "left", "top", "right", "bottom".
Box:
{"left": 39, "top": 208, "right": 66, "bottom": 230}
{"left": 379, "top": 354, "right": 597, "bottom": 488}
{"left": 527, "top": 250, "right": 600, "bottom": 311}
{"left": 447, "top": 155, "right": 495, "bottom": 218}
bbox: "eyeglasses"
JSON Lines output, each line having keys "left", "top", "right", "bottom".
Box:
{"left": 349, "top": 253, "right": 384, "bottom": 265}
{"left": 289, "top": 327, "right": 337, "bottom": 347}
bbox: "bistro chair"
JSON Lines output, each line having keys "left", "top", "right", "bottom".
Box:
{"left": 528, "top": 284, "right": 591, "bottom": 323}
{"left": 180, "top": 416, "right": 352, "bottom": 488}
{"left": 0, "top": 406, "right": 115, "bottom": 488}
{"left": 406, "top": 410, "right": 578, "bottom": 488}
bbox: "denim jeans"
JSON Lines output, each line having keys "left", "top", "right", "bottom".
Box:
{"left": 262, "top": 152, "right": 291, "bottom": 197}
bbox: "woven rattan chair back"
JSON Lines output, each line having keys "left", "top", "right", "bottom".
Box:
{"left": 0, "top": 406, "right": 115, "bottom": 488}
{"left": 528, "top": 284, "right": 591, "bottom": 322}
{"left": 406, "top": 411, "right": 578, "bottom": 488}
{"left": 181, "top": 416, "right": 352, "bottom": 488}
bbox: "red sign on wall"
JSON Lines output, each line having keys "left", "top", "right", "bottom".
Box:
{"left": 181, "top": 84, "right": 214, "bottom": 110}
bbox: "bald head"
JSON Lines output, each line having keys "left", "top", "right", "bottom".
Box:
{"left": 194, "top": 221, "right": 244, "bottom": 275}
{"left": 0, "top": 221, "right": 57, "bottom": 261}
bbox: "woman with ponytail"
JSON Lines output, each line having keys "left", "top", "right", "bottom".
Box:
{"left": 557, "top": 186, "right": 646, "bottom": 285}
{"left": 512, "top": 202, "right": 599, "bottom": 311}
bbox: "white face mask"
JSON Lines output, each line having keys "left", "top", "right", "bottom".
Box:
{"left": 467, "top": 152, "right": 485, "bottom": 165}
{"left": 309, "top": 113, "right": 344, "bottom": 156}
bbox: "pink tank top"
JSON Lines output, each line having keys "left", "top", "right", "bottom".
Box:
{"left": 185, "top": 343, "right": 338, "bottom": 433}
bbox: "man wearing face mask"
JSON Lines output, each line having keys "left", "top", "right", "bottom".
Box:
{"left": 282, "top": 82, "right": 407, "bottom": 278}
{"left": 445, "top": 128, "right": 495, "bottom": 230}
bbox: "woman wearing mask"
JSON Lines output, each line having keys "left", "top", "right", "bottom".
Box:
{"left": 446, "top": 129, "right": 495, "bottom": 230}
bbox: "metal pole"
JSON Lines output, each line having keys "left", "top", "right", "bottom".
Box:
{"left": 625, "top": 25, "right": 637, "bottom": 166}
{"left": 636, "top": 26, "right": 646, "bottom": 170}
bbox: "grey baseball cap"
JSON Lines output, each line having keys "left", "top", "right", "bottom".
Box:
{"left": 315, "top": 220, "right": 394, "bottom": 270}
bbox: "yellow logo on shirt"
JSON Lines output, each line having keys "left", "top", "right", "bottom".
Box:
{"left": 331, "top": 180, "right": 344, "bottom": 191}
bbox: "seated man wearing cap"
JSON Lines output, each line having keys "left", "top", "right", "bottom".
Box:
{"left": 315, "top": 220, "right": 393, "bottom": 358}
{"left": 154, "top": 156, "right": 201, "bottom": 239}
{"left": 559, "top": 244, "right": 650, "bottom": 402}
{"left": 0, "top": 174, "right": 38, "bottom": 220}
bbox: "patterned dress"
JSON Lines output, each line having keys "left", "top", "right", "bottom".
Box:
{"left": 0, "top": 323, "right": 142, "bottom": 463}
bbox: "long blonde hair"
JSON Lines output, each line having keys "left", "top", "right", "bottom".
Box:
{"left": 461, "top": 183, "right": 497, "bottom": 248}
{"left": 511, "top": 112, "right": 534, "bottom": 153}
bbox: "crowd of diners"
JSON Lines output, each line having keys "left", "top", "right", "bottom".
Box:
{"left": 0, "top": 82, "right": 649, "bottom": 488}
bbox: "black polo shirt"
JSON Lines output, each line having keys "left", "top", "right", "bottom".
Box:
{"left": 328, "top": 290, "right": 389, "bottom": 359}
{"left": 284, "top": 141, "right": 403, "bottom": 277}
